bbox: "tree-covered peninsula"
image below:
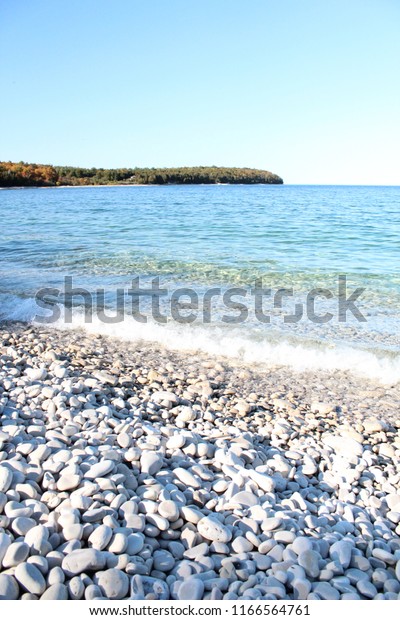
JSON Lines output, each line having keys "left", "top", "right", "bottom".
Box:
{"left": 0, "top": 162, "right": 283, "bottom": 187}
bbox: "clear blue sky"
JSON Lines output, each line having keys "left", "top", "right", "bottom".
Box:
{"left": 1, "top": 0, "right": 399, "bottom": 184}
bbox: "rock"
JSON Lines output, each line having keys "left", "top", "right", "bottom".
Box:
{"left": 0, "top": 466, "right": 13, "bottom": 493}
{"left": 26, "top": 367, "right": 47, "bottom": 381}
{"left": 0, "top": 574, "right": 19, "bottom": 600}
{"left": 311, "top": 402, "right": 334, "bottom": 415}
{"left": 178, "top": 578, "right": 205, "bottom": 600}
{"left": 40, "top": 584, "right": 69, "bottom": 600}
{"left": 24, "top": 525, "right": 49, "bottom": 554}
{"left": 89, "top": 525, "right": 113, "bottom": 551}
{"left": 15, "top": 562, "right": 46, "bottom": 595}
{"left": 126, "top": 534, "right": 144, "bottom": 555}
{"left": 197, "top": 516, "right": 232, "bottom": 543}
{"left": 174, "top": 467, "right": 201, "bottom": 489}
{"left": 230, "top": 491, "right": 259, "bottom": 507}
{"left": 97, "top": 569, "right": 130, "bottom": 600}
{"left": 330, "top": 540, "right": 353, "bottom": 569}
{"left": 153, "top": 550, "right": 175, "bottom": 572}
{"left": 0, "top": 532, "right": 12, "bottom": 566}
{"left": 62, "top": 549, "right": 106, "bottom": 576}
{"left": 158, "top": 500, "right": 180, "bottom": 521}
{"left": 130, "top": 576, "right": 169, "bottom": 600}
{"left": 140, "top": 453, "right": 163, "bottom": 476}
{"left": 313, "top": 582, "right": 340, "bottom": 600}
{"left": 57, "top": 474, "right": 81, "bottom": 491}
{"left": 298, "top": 550, "right": 320, "bottom": 579}
{"left": 84, "top": 460, "right": 115, "bottom": 479}
{"left": 363, "top": 418, "right": 386, "bottom": 433}
{"left": 2, "top": 542, "right": 30, "bottom": 568}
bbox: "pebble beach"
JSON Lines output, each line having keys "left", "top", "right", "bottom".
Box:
{"left": 0, "top": 323, "right": 399, "bottom": 601}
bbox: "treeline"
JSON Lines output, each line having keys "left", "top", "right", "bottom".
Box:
{"left": 0, "top": 161, "right": 283, "bottom": 187}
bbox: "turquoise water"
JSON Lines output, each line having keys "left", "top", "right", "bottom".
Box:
{"left": 1, "top": 185, "right": 400, "bottom": 382}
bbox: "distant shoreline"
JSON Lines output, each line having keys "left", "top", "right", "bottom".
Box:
{"left": 0, "top": 182, "right": 282, "bottom": 190}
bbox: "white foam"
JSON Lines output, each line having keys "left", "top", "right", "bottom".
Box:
{"left": 1, "top": 296, "right": 399, "bottom": 385}
{"left": 48, "top": 308, "right": 400, "bottom": 385}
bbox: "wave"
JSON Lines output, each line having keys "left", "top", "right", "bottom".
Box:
{"left": 1, "top": 295, "right": 399, "bottom": 385}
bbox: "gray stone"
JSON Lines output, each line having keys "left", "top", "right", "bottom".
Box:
{"left": 40, "top": 584, "right": 69, "bottom": 600}
{"left": 140, "top": 452, "right": 163, "bottom": 476}
{"left": 0, "top": 466, "right": 13, "bottom": 493}
{"left": 330, "top": 540, "right": 353, "bottom": 569}
{"left": 0, "top": 574, "right": 19, "bottom": 600}
{"left": 62, "top": 549, "right": 106, "bottom": 576}
{"left": 15, "top": 562, "right": 47, "bottom": 595}
{"left": 178, "top": 578, "right": 205, "bottom": 600}
{"left": 2, "top": 541, "right": 30, "bottom": 568}
{"left": 197, "top": 516, "right": 232, "bottom": 543}
{"left": 97, "top": 568, "right": 130, "bottom": 600}
{"left": 298, "top": 550, "right": 320, "bottom": 579}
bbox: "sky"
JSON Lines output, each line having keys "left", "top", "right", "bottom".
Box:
{"left": 0, "top": 0, "right": 399, "bottom": 185}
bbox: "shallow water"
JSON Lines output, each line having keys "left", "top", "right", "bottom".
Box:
{"left": 1, "top": 184, "right": 399, "bottom": 382}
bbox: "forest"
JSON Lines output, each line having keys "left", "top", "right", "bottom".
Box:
{"left": 0, "top": 161, "right": 283, "bottom": 187}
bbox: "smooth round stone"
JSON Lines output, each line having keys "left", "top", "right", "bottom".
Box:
{"left": 262, "top": 517, "right": 282, "bottom": 532}
{"left": 63, "top": 523, "right": 84, "bottom": 541}
{"left": 68, "top": 575, "right": 85, "bottom": 600}
{"left": 126, "top": 534, "right": 144, "bottom": 555}
{"left": 0, "top": 574, "right": 19, "bottom": 600}
{"left": 48, "top": 566, "right": 65, "bottom": 585}
{"left": 117, "top": 433, "right": 132, "bottom": 449}
{"left": 357, "top": 580, "right": 378, "bottom": 599}
{"left": 174, "top": 467, "right": 201, "bottom": 489}
{"left": 0, "top": 533, "right": 12, "bottom": 565}
{"left": 108, "top": 533, "right": 128, "bottom": 554}
{"left": 153, "top": 550, "right": 176, "bottom": 572}
{"left": 11, "top": 516, "right": 36, "bottom": 536}
{"left": 125, "top": 514, "right": 145, "bottom": 532}
{"left": 298, "top": 550, "right": 321, "bottom": 579}
{"left": 197, "top": 517, "right": 232, "bottom": 543}
{"left": 140, "top": 453, "right": 163, "bottom": 476}
{"left": 230, "top": 491, "right": 259, "bottom": 507}
{"left": 178, "top": 578, "right": 205, "bottom": 600}
{"left": 158, "top": 500, "right": 179, "bottom": 522}
{"left": 293, "top": 578, "right": 311, "bottom": 600}
{"left": 292, "top": 537, "right": 313, "bottom": 555}
{"left": 85, "top": 584, "right": 103, "bottom": 600}
{"left": 27, "top": 555, "right": 49, "bottom": 575}
{"left": 57, "top": 474, "right": 81, "bottom": 491}
{"left": 26, "top": 367, "right": 47, "bottom": 381}
{"left": 181, "top": 506, "right": 203, "bottom": 524}
{"left": 89, "top": 525, "right": 113, "bottom": 551}
{"left": 40, "top": 584, "right": 68, "bottom": 600}
{"left": 0, "top": 466, "right": 13, "bottom": 493}
{"left": 396, "top": 560, "right": 400, "bottom": 582}
{"left": 85, "top": 460, "right": 115, "bottom": 480}
{"left": 232, "top": 536, "right": 253, "bottom": 554}
{"left": 62, "top": 549, "right": 106, "bottom": 576}
{"left": 166, "top": 435, "right": 186, "bottom": 450}
{"left": 274, "top": 531, "right": 296, "bottom": 544}
{"left": 372, "top": 549, "right": 396, "bottom": 565}
{"left": 130, "top": 576, "right": 167, "bottom": 600}
{"left": 346, "top": 568, "right": 370, "bottom": 584}
{"left": 2, "top": 541, "right": 30, "bottom": 568}
{"left": 330, "top": 541, "right": 353, "bottom": 569}
{"left": 15, "top": 562, "right": 46, "bottom": 595}
{"left": 313, "top": 582, "right": 340, "bottom": 600}
{"left": 24, "top": 524, "right": 49, "bottom": 554}
{"left": 97, "top": 569, "right": 130, "bottom": 600}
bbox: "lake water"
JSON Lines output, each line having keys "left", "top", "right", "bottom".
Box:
{"left": 1, "top": 184, "right": 399, "bottom": 383}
